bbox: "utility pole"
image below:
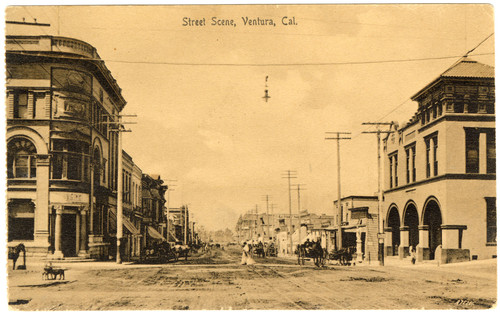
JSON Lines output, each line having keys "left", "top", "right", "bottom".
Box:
{"left": 165, "top": 180, "right": 177, "bottom": 242}
{"left": 362, "top": 122, "right": 394, "bottom": 266}
{"left": 108, "top": 114, "right": 137, "bottom": 264}
{"left": 184, "top": 206, "right": 188, "bottom": 245}
{"left": 293, "top": 184, "right": 307, "bottom": 245}
{"left": 325, "top": 132, "right": 351, "bottom": 251}
{"left": 262, "top": 195, "right": 272, "bottom": 241}
{"left": 282, "top": 170, "right": 297, "bottom": 254}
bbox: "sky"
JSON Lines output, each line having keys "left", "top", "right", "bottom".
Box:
{"left": 4, "top": 4, "right": 495, "bottom": 231}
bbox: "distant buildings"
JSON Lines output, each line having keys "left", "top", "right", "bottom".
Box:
{"left": 383, "top": 57, "right": 495, "bottom": 263}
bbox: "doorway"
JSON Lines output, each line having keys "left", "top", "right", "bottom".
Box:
{"left": 61, "top": 214, "right": 77, "bottom": 257}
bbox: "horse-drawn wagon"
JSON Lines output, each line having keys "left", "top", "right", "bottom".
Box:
{"left": 327, "top": 246, "right": 356, "bottom": 266}
{"left": 143, "top": 241, "right": 178, "bottom": 263}
{"left": 296, "top": 241, "right": 327, "bottom": 267}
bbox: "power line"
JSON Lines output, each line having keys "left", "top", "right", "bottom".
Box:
{"left": 7, "top": 50, "right": 494, "bottom": 67}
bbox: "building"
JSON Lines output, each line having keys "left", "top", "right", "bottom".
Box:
{"left": 236, "top": 210, "right": 335, "bottom": 255}
{"left": 6, "top": 35, "right": 126, "bottom": 259}
{"left": 141, "top": 174, "right": 167, "bottom": 247}
{"left": 107, "top": 151, "right": 142, "bottom": 261}
{"left": 330, "top": 196, "right": 378, "bottom": 262}
{"left": 168, "top": 206, "right": 191, "bottom": 244}
{"left": 383, "top": 57, "right": 495, "bottom": 263}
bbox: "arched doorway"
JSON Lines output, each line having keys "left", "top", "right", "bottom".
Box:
{"left": 404, "top": 203, "right": 419, "bottom": 249}
{"left": 387, "top": 206, "right": 400, "bottom": 256}
{"left": 423, "top": 199, "right": 442, "bottom": 260}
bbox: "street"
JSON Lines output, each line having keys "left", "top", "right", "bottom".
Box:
{"left": 8, "top": 246, "right": 497, "bottom": 310}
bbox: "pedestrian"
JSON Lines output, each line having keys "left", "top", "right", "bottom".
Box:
{"left": 410, "top": 247, "right": 416, "bottom": 265}
{"left": 241, "top": 241, "right": 255, "bottom": 265}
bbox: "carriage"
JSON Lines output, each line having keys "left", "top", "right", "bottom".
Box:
{"left": 266, "top": 243, "right": 278, "bottom": 257}
{"left": 143, "top": 241, "right": 178, "bottom": 263}
{"left": 296, "top": 241, "right": 327, "bottom": 267}
{"left": 174, "top": 244, "right": 190, "bottom": 260}
{"left": 327, "top": 246, "right": 356, "bottom": 266}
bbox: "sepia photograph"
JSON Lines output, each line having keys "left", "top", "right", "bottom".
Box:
{"left": 3, "top": 3, "right": 497, "bottom": 310}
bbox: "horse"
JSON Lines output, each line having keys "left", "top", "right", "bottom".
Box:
{"left": 297, "top": 241, "right": 325, "bottom": 267}
{"left": 254, "top": 242, "right": 266, "bottom": 258}
{"left": 8, "top": 243, "right": 26, "bottom": 270}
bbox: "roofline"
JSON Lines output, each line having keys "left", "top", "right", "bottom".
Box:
{"left": 6, "top": 35, "right": 127, "bottom": 110}
{"left": 333, "top": 195, "right": 378, "bottom": 203}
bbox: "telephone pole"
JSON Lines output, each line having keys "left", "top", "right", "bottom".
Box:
{"left": 293, "top": 184, "right": 307, "bottom": 245}
{"left": 325, "top": 132, "right": 351, "bottom": 250}
{"left": 108, "top": 114, "right": 137, "bottom": 264}
{"left": 282, "top": 170, "right": 297, "bottom": 255}
{"left": 362, "top": 122, "right": 394, "bottom": 266}
{"left": 262, "top": 195, "right": 272, "bottom": 241}
{"left": 165, "top": 180, "right": 177, "bottom": 242}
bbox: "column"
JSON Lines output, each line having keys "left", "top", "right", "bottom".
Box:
{"left": 89, "top": 163, "right": 94, "bottom": 234}
{"left": 355, "top": 230, "right": 363, "bottom": 263}
{"left": 417, "top": 225, "right": 429, "bottom": 262}
{"left": 384, "top": 227, "right": 392, "bottom": 256}
{"left": 75, "top": 211, "right": 80, "bottom": 255}
{"left": 479, "top": 132, "right": 487, "bottom": 174}
{"left": 34, "top": 154, "right": 51, "bottom": 252}
{"left": 52, "top": 206, "right": 64, "bottom": 259}
{"left": 78, "top": 209, "right": 89, "bottom": 257}
{"left": 399, "top": 226, "right": 409, "bottom": 259}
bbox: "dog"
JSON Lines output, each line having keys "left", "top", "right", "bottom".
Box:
{"left": 42, "top": 266, "right": 65, "bottom": 280}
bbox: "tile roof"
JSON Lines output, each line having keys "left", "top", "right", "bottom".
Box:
{"left": 441, "top": 57, "right": 494, "bottom": 78}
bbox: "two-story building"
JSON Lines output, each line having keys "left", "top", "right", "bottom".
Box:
{"left": 383, "top": 57, "right": 495, "bottom": 263}
{"left": 6, "top": 35, "right": 126, "bottom": 259}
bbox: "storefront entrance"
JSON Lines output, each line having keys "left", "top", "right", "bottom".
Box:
{"left": 61, "top": 214, "right": 77, "bottom": 257}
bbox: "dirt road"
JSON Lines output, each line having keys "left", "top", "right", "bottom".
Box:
{"left": 8, "top": 246, "right": 497, "bottom": 310}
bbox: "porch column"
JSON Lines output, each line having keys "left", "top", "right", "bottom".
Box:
{"left": 34, "top": 154, "right": 51, "bottom": 251}
{"left": 384, "top": 227, "right": 392, "bottom": 256}
{"left": 78, "top": 207, "right": 89, "bottom": 258}
{"left": 76, "top": 211, "right": 81, "bottom": 254}
{"left": 417, "top": 225, "right": 429, "bottom": 262}
{"left": 53, "top": 206, "right": 64, "bottom": 259}
{"left": 399, "top": 226, "right": 409, "bottom": 259}
{"left": 355, "top": 230, "right": 363, "bottom": 263}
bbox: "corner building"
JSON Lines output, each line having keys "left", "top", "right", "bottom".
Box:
{"left": 383, "top": 58, "right": 495, "bottom": 263}
{"left": 6, "top": 35, "right": 126, "bottom": 259}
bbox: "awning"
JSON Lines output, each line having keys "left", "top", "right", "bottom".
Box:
{"left": 148, "top": 226, "right": 165, "bottom": 241}
{"left": 109, "top": 208, "right": 141, "bottom": 235}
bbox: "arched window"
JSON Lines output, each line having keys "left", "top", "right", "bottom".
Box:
{"left": 7, "top": 138, "right": 37, "bottom": 178}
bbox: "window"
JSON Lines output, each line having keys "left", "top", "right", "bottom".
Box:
{"left": 411, "top": 146, "right": 416, "bottom": 182}
{"left": 433, "top": 136, "right": 438, "bottom": 176}
{"left": 426, "top": 139, "right": 431, "bottom": 178}
{"left": 13, "top": 91, "right": 29, "bottom": 119}
{"left": 406, "top": 149, "right": 410, "bottom": 183}
{"left": 394, "top": 154, "right": 398, "bottom": 187}
{"left": 7, "top": 138, "right": 37, "bottom": 179}
{"left": 8, "top": 200, "right": 35, "bottom": 241}
{"left": 51, "top": 139, "right": 90, "bottom": 181}
{"left": 389, "top": 157, "right": 393, "bottom": 188}
{"left": 487, "top": 131, "right": 495, "bottom": 174}
{"left": 486, "top": 197, "right": 496, "bottom": 244}
{"left": 465, "top": 129, "right": 479, "bottom": 173}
